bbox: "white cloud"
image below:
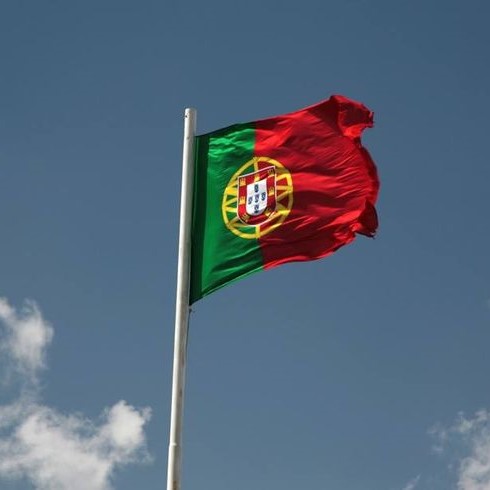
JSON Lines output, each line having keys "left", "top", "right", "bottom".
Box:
{"left": 402, "top": 475, "right": 421, "bottom": 490}
{"left": 431, "top": 410, "right": 490, "bottom": 490}
{"left": 0, "top": 400, "right": 151, "bottom": 490}
{"left": 0, "top": 298, "right": 152, "bottom": 490}
{"left": 0, "top": 297, "right": 53, "bottom": 383}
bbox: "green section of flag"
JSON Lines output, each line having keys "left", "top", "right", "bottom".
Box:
{"left": 190, "top": 123, "right": 264, "bottom": 304}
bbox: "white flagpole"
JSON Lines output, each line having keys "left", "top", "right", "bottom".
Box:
{"left": 167, "top": 108, "right": 197, "bottom": 490}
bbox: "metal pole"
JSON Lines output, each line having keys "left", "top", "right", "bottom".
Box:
{"left": 167, "top": 108, "right": 196, "bottom": 490}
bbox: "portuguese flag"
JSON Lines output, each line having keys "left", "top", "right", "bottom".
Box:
{"left": 190, "top": 95, "right": 379, "bottom": 304}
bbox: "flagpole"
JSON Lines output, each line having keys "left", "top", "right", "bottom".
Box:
{"left": 167, "top": 107, "right": 196, "bottom": 490}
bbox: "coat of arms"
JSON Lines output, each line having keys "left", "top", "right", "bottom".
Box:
{"left": 221, "top": 156, "right": 293, "bottom": 239}
{"left": 237, "top": 167, "right": 276, "bottom": 225}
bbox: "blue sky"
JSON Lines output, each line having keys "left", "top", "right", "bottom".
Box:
{"left": 1, "top": 1, "right": 490, "bottom": 489}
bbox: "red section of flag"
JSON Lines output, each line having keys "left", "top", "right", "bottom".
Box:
{"left": 254, "top": 95, "right": 379, "bottom": 269}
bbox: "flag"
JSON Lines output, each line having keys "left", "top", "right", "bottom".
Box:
{"left": 190, "top": 95, "right": 379, "bottom": 304}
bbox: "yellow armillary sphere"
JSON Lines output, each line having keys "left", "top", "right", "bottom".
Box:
{"left": 221, "top": 156, "right": 294, "bottom": 239}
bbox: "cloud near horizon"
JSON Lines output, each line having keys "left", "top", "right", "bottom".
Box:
{"left": 0, "top": 297, "right": 152, "bottom": 490}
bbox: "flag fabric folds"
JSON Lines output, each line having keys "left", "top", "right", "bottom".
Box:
{"left": 190, "top": 95, "right": 379, "bottom": 304}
